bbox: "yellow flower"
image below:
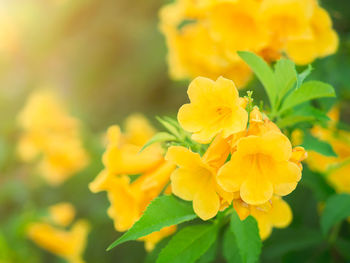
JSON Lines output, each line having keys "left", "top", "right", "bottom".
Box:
{"left": 218, "top": 131, "right": 302, "bottom": 205}
{"left": 286, "top": 7, "right": 338, "bottom": 65}
{"left": 233, "top": 196, "right": 292, "bottom": 240}
{"left": 260, "top": 0, "right": 314, "bottom": 40}
{"left": 89, "top": 162, "right": 176, "bottom": 249}
{"left": 207, "top": 0, "right": 268, "bottom": 53}
{"left": 102, "top": 123, "right": 163, "bottom": 176}
{"left": 178, "top": 76, "right": 248, "bottom": 144}
{"left": 27, "top": 220, "right": 90, "bottom": 263}
{"left": 90, "top": 115, "right": 176, "bottom": 250}
{"left": 328, "top": 160, "right": 350, "bottom": 194}
{"left": 27, "top": 203, "right": 89, "bottom": 263}
{"left": 159, "top": 0, "right": 337, "bottom": 87}
{"left": 17, "top": 91, "right": 88, "bottom": 186}
{"left": 306, "top": 107, "right": 350, "bottom": 173}
{"left": 49, "top": 202, "right": 76, "bottom": 227}
{"left": 166, "top": 138, "right": 233, "bottom": 220}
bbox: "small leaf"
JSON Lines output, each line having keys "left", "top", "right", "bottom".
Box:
{"left": 296, "top": 65, "right": 313, "bottom": 90}
{"left": 230, "top": 211, "right": 262, "bottom": 263}
{"left": 107, "top": 195, "right": 197, "bottom": 250}
{"left": 156, "top": 224, "right": 218, "bottom": 263}
{"left": 303, "top": 133, "right": 337, "bottom": 157}
{"left": 277, "top": 115, "right": 315, "bottom": 128}
{"left": 238, "top": 51, "right": 277, "bottom": 107}
{"left": 140, "top": 132, "right": 177, "bottom": 152}
{"left": 223, "top": 227, "right": 242, "bottom": 263}
{"left": 274, "top": 58, "right": 297, "bottom": 100}
{"left": 156, "top": 116, "right": 182, "bottom": 139}
{"left": 321, "top": 194, "right": 350, "bottom": 235}
{"left": 280, "top": 81, "right": 335, "bottom": 113}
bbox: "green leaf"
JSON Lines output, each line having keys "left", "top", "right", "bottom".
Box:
{"left": 196, "top": 238, "right": 218, "bottom": 263}
{"left": 296, "top": 65, "right": 313, "bottom": 90}
{"left": 230, "top": 211, "right": 262, "bottom": 263}
{"left": 156, "top": 116, "right": 182, "bottom": 139}
{"left": 262, "top": 227, "right": 323, "bottom": 260}
{"left": 280, "top": 81, "right": 335, "bottom": 113}
{"left": 277, "top": 115, "right": 315, "bottom": 128}
{"left": 223, "top": 227, "right": 243, "bottom": 263}
{"left": 156, "top": 224, "right": 218, "bottom": 263}
{"left": 140, "top": 132, "right": 177, "bottom": 152}
{"left": 238, "top": 51, "right": 277, "bottom": 107}
{"left": 107, "top": 195, "right": 197, "bottom": 250}
{"left": 302, "top": 133, "right": 337, "bottom": 157}
{"left": 274, "top": 58, "right": 297, "bottom": 100}
{"left": 335, "top": 238, "right": 350, "bottom": 260}
{"left": 321, "top": 194, "right": 350, "bottom": 235}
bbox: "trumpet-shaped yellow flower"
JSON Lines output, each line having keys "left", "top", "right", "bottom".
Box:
{"left": 260, "top": 0, "right": 314, "bottom": 40}
{"left": 49, "top": 202, "right": 76, "bottom": 227}
{"left": 89, "top": 161, "right": 176, "bottom": 249}
{"left": 306, "top": 107, "right": 350, "bottom": 173}
{"left": 27, "top": 203, "right": 89, "bottom": 263}
{"left": 233, "top": 196, "right": 292, "bottom": 240}
{"left": 159, "top": 0, "right": 338, "bottom": 86}
{"left": 90, "top": 114, "right": 176, "bottom": 249}
{"left": 218, "top": 131, "right": 302, "bottom": 205}
{"left": 102, "top": 122, "right": 163, "bottom": 176}
{"left": 17, "top": 91, "right": 88, "bottom": 186}
{"left": 286, "top": 7, "right": 338, "bottom": 65}
{"left": 27, "top": 220, "right": 90, "bottom": 263}
{"left": 328, "top": 161, "right": 350, "bottom": 193}
{"left": 166, "top": 139, "right": 233, "bottom": 220}
{"left": 178, "top": 76, "right": 248, "bottom": 144}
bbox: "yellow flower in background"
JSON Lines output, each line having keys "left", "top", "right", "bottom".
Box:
{"left": 17, "top": 91, "right": 88, "bottom": 186}
{"left": 89, "top": 114, "right": 176, "bottom": 250}
{"left": 159, "top": 0, "right": 338, "bottom": 87}
{"left": 28, "top": 220, "right": 90, "bottom": 263}
{"left": 102, "top": 121, "right": 163, "bottom": 176}
{"left": 218, "top": 131, "right": 302, "bottom": 205}
{"left": 166, "top": 138, "right": 233, "bottom": 220}
{"left": 178, "top": 76, "right": 248, "bottom": 144}
{"left": 260, "top": 0, "right": 314, "bottom": 40}
{"left": 233, "top": 196, "right": 292, "bottom": 240}
{"left": 49, "top": 202, "right": 76, "bottom": 227}
{"left": 306, "top": 107, "right": 350, "bottom": 173}
{"left": 286, "top": 7, "right": 338, "bottom": 65}
{"left": 328, "top": 161, "right": 350, "bottom": 194}
{"left": 27, "top": 203, "right": 90, "bottom": 263}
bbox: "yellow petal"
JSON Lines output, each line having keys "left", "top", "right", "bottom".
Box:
{"left": 269, "top": 197, "right": 292, "bottom": 228}
{"left": 272, "top": 161, "right": 301, "bottom": 196}
{"left": 165, "top": 146, "right": 203, "bottom": 169}
{"left": 193, "top": 180, "right": 220, "bottom": 220}
{"left": 240, "top": 175, "right": 273, "bottom": 205}
{"left": 170, "top": 168, "right": 204, "bottom": 201}
{"left": 217, "top": 157, "right": 246, "bottom": 192}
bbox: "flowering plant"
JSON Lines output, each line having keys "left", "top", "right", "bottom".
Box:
{"left": 103, "top": 52, "right": 337, "bottom": 262}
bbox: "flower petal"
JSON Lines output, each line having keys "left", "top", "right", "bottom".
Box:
{"left": 193, "top": 181, "right": 220, "bottom": 220}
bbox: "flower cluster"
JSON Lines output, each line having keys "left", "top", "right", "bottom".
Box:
{"left": 301, "top": 107, "right": 350, "bottom": 194}
{"left": 159, "top": 0, "right": 338, "bottom": 87}
{"left": 27, "top": 203, "right": 90, "bottom": 263}
{"left": 17, "top": 91, "right": 89, "bottom": 186}
{"left": 165, "top": 76, "right": 306, "bottom": 239}
{"left": 89, "top": 115, "right": 176, "bottom": 251}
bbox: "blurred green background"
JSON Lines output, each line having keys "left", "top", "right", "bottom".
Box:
{"left": 0, "top": 0, "right": 350, "bottom": 262}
